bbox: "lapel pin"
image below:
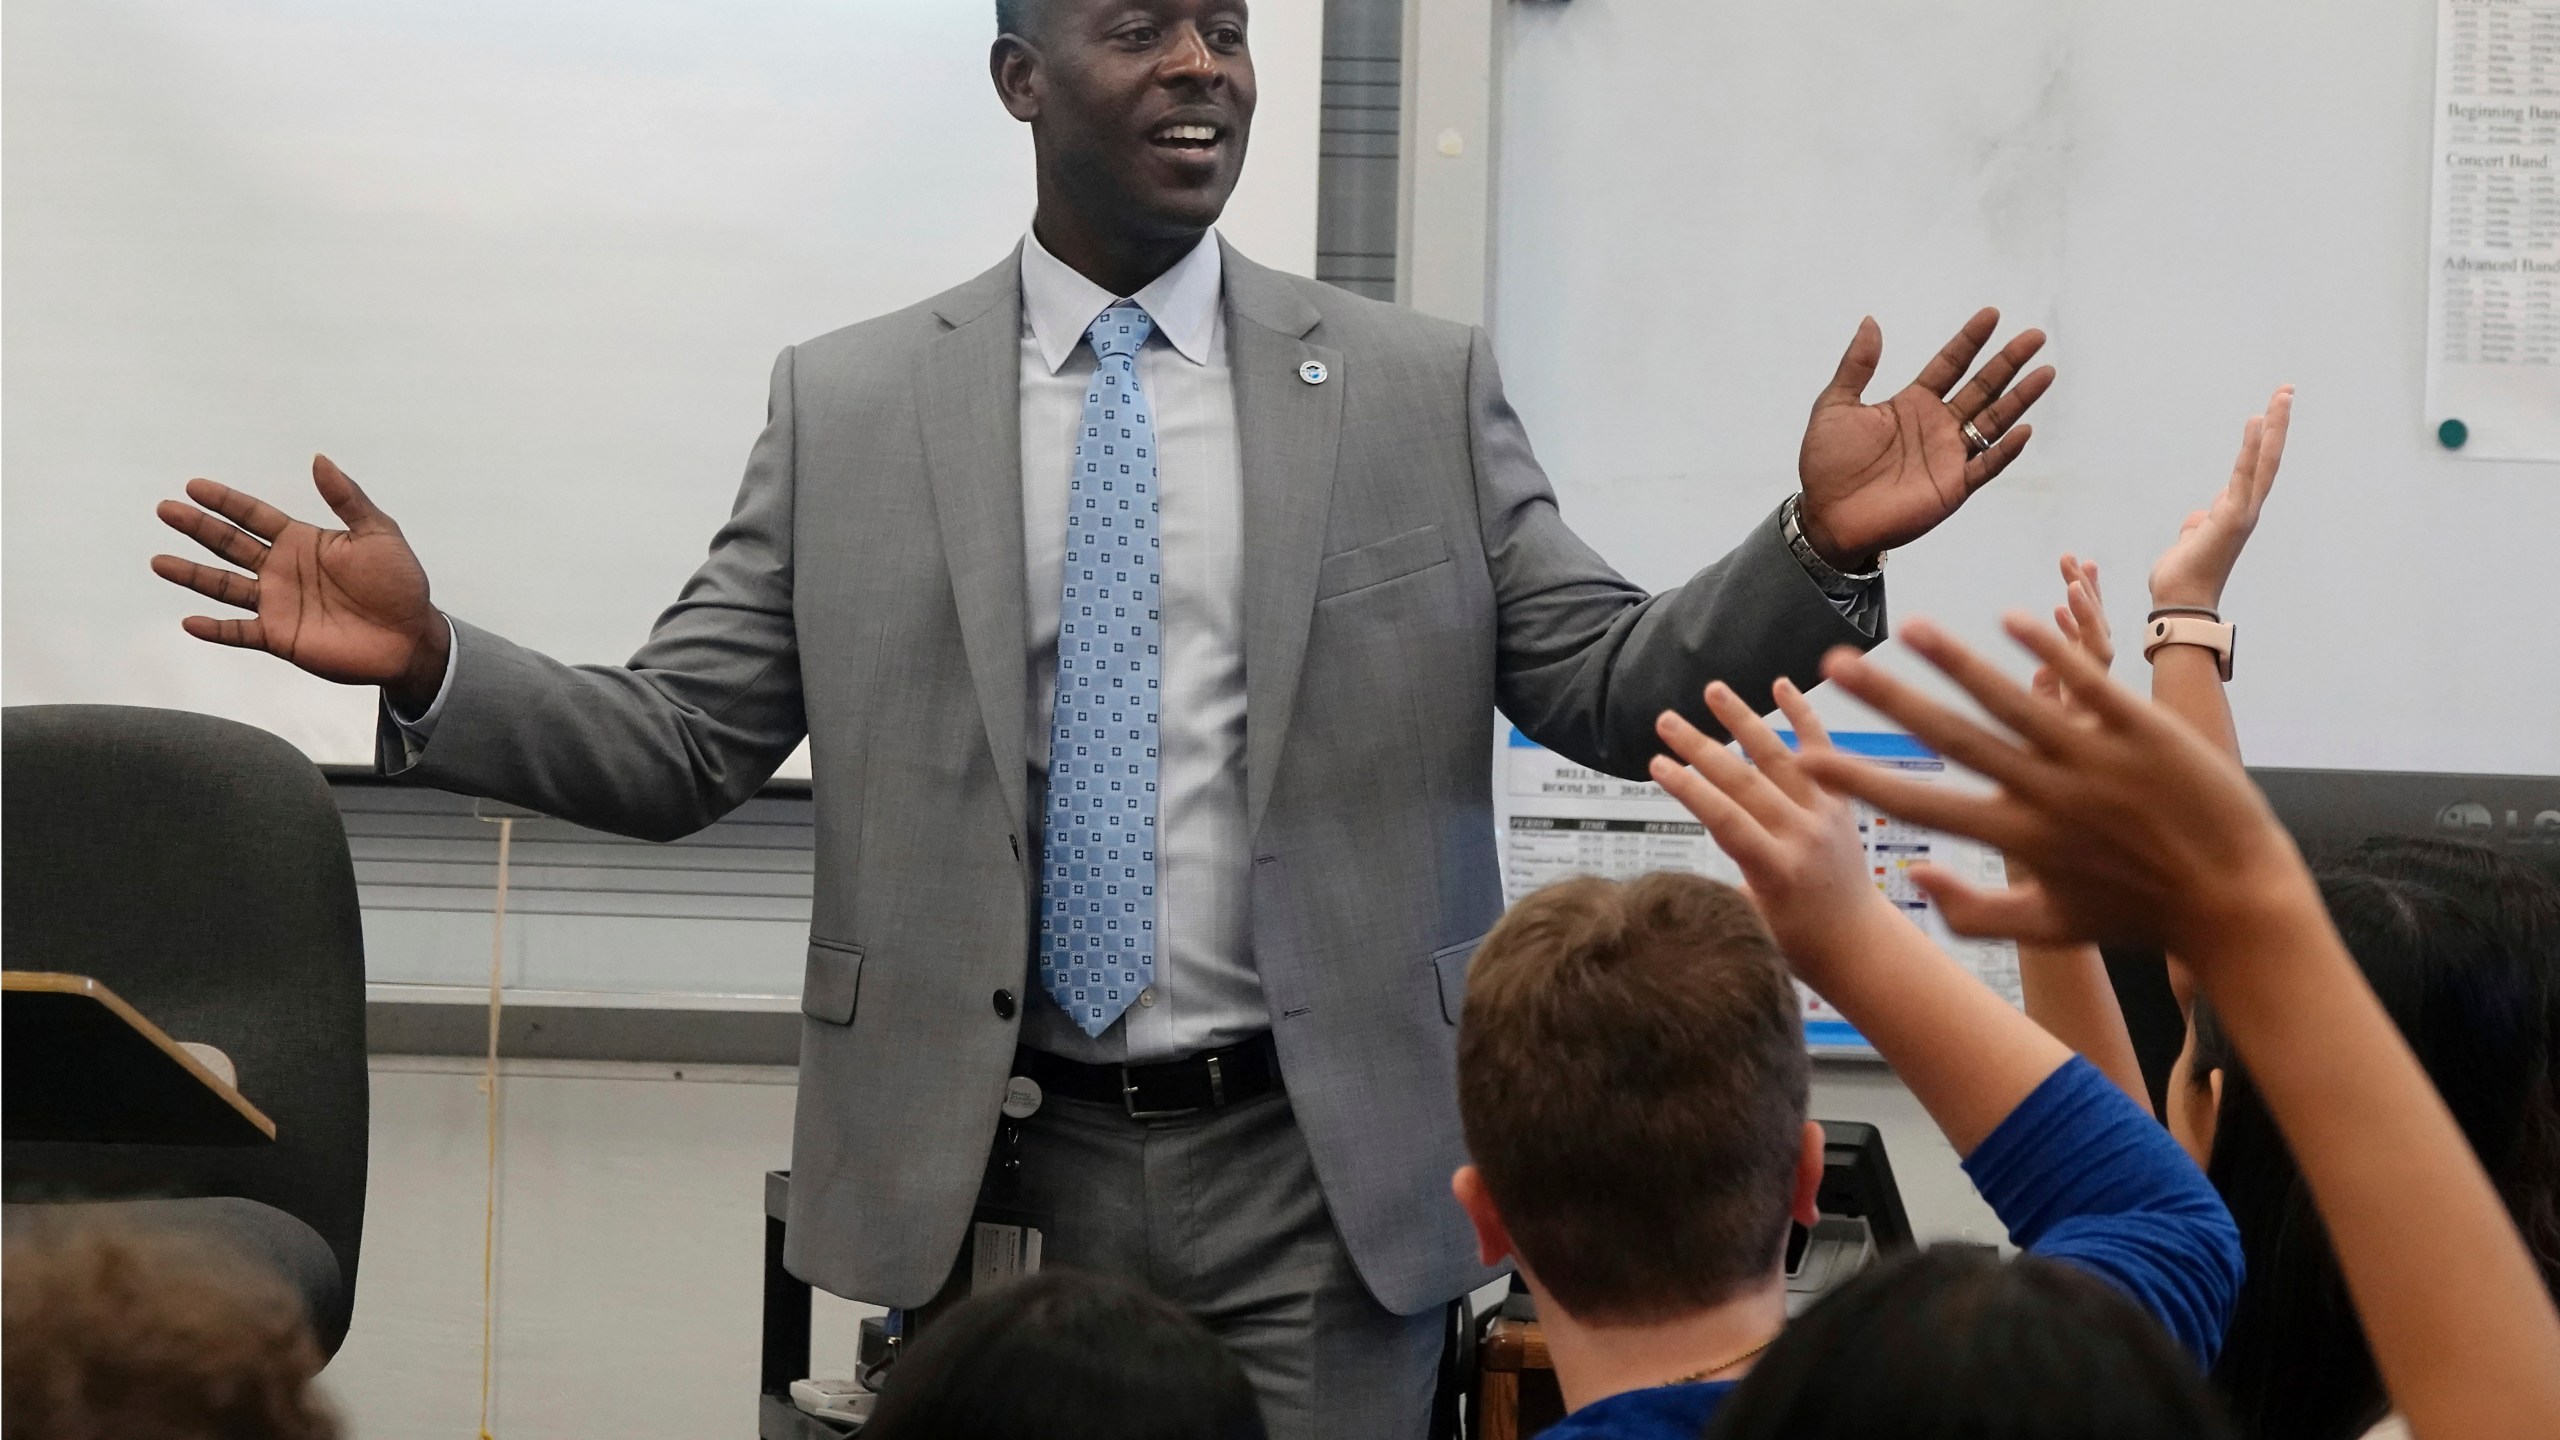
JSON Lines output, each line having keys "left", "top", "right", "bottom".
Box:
{"left": 1298, "top": 359, "right": 1329, "bottom": 386}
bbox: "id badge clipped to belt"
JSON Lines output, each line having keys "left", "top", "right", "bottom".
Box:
{"left": 966, "top": 1073, "right": 1051, "bottom": 1293}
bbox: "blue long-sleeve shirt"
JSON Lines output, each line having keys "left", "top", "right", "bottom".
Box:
{"left": 1961, "top": 1054, "right": 2243, "bottom": 1364}
{"left": 1541, "top": 1057, "right": 2242, "bottom": 1440}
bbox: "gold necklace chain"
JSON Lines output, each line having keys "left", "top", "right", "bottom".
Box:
{"left": 1666, "top": 1331, "right": 1779, "bottom": 1386}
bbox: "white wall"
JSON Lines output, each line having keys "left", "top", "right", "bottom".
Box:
{"left": 1495, "top": 0, "right": 2560, "bottom": 776}
{"left": 327, "top": 1057, "right": 1996, "bottom": 1439}
{"left": 2, "top": 0, "right": 1321, "bottom": 769}
{"left": 326, "top": 1058, "right": 876, "bottom": 1440}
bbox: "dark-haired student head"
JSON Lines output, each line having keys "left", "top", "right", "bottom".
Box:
{"left": 860, "top": 1269, "right": 1268, "bottom": 1440}
{"left": 1704, "top": 1247, "right": 2238, "bottom": 1440}
{"left": 2167, "top": 837, "right": 2560, "bottom": 1440}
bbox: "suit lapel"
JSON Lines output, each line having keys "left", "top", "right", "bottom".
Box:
{"left": 1223, "top": 242, "right": 1343, "bottom": 837}
{"left": 920, "top": 251, "right": 1032, "bottom": 835}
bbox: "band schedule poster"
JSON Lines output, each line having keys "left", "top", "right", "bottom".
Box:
{"left": 2425, "top": 0, "right": 2560, "bottom": 461}
{"left": 1494, "top": 727, "right": 2021, "bottom": 1058}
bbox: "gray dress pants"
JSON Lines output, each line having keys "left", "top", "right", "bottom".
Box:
{"left": 926, "top": 1086, "right": 1448, "bottom": 1440}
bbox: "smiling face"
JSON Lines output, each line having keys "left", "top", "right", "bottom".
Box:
{"left": 995, "top": 0, "right": 1256, "bottom": 249}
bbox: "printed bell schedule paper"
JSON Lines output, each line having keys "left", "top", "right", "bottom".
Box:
{"left": 1494, "top": 728, "right": 2021, "bottom": 1058}
{"left": 2426, "top": 0, "right": 2560, "bottom": 461}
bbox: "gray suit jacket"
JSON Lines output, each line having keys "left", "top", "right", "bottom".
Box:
{"left": 383, "top": 242, "right": 1879, "bottom": 1314}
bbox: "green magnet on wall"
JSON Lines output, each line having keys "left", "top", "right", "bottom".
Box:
{"left": 2437, "top": 418, "right": 2469, "bottom": 450}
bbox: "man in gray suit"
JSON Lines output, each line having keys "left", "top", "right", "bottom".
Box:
{"left": 151, "top": 0, "right": 2052, "bottom": 1432}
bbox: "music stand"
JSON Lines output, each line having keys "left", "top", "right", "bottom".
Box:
{"left": 3, "top": 971, "right": 276, "bottom": 1146}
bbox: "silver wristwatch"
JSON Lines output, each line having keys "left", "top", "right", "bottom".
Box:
{"left": 1780, "top": 494, "right": 1885, "bottom": 596}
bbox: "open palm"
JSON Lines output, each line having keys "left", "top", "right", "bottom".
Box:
{"left": 151, "top": 456, "right": 446, "bottom": 695}
{"left": 2149, "top": 386, "right": 2292, "bottom": 612}
{"left": 1795, "top": 309, "right": 2054, "bottom": 564}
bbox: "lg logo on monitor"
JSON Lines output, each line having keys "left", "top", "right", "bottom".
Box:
{"left": 2437, "top": 802, "right": 2560, "bottom": 845}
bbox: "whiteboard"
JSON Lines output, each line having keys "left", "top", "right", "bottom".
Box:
{"left": 1495, "top": 0, "right": 2560, "bottom": 776}
{"left": 1, "top": 0, "right": 1320, "bottom": 769}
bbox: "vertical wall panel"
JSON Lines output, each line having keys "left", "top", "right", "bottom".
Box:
{"left": 1317, "top": 0, "right": 1405, "bottom": 298}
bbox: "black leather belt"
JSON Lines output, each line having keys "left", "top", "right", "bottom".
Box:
{"left": 1015, "top": 1032, "right": 1282, "bottom": 1120}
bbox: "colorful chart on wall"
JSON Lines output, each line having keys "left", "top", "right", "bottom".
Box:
{"left": 1495, "top": 726, "right": 2022, "bottom": 1058}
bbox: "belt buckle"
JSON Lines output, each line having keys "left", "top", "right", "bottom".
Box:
{"left": 1120, "top": 1055, "right": 1221, "bottom": 1121}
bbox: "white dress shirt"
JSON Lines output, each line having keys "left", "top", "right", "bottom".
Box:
{"left": 1013, "top": 228, "right": 1260, "bottom": 1064}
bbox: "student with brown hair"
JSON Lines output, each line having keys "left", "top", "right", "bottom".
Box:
{"left": 1450, "top": 679, "right": 2243, "bottom": 1439}
{"left": 2, "top": 1221, "right": 343, "bottom": 1440}
{"left": 1454, "top": 870, "right": 1817, "bottom": 1373}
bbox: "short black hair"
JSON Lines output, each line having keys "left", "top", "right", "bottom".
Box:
{"left": 860, "top": 1270, "right": 1266, "bottom": 1440}
{"left": 995, "top": 0, "right": 1043, "bottom": 37}
{"left": 1707, "top": 1248, "right": 2237, "bottom": 1440}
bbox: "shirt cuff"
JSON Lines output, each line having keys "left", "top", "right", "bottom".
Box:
{"left": 384, "top": 617, "right": 460, "bottom": 755}
{"left": 1822, "top": 572, "right": 1885, "bottom": 637}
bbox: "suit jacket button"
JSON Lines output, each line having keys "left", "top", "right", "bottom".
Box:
{"left": 992, "top": 989, "right": 1018, "bottom": 1020}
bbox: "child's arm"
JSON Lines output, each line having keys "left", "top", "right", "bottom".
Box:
{"left": 2015, "top": 556, "right": 2151, "bottom": 1111}
{"left": 1655, "top": 684, "right": 2067, "bottom": 1151}
{"left": 1800, "top": 615, "right": 2560, "bottom": 1440}
{"left": 1651, "top": 684, "right": 2238, "bottom": 1360}
{"left": 2017, "top": 937, "right": 2149, "bottom": 1113}
{"left": 2144, "top": 386, "right": 2288, "bottom": 765}
{"left": 2143, "top": 385, "right": 2292, "bottom": 1007}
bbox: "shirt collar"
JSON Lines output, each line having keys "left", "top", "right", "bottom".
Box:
{"left": 1019, "top": 226, "right": 1223, "bottom": 374}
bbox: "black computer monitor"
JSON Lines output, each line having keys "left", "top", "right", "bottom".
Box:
{"left": 2109, "top": 766, "right": 2560, "bottom": 1111}
{"left": 2252, "top": 767, "right": 2560, "bottom": 884}
{"left": 1814, "top": 1120, "right": 1912, "bottom": 1250}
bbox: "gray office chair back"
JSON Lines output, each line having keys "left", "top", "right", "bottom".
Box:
{"left": 2, "top": 705, "right": 368, "bottom": 1352}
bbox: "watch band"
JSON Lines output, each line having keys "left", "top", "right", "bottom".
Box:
{"left": 2142, "top": 614, "right": 2236, "bottom": 681}
{"left": 1780, "top": 495, "right": 1885, "bottom": 589}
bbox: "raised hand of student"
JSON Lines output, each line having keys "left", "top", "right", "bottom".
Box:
{"left": 2148, "top": 386, "right": 2291, "bottom": 614}
{"left": 1652, "top": 672, "right": 2246, "bottom": 1365}
{"left": 2030, "top": 554, "right": 2112, "bottom": 709}
{"left": 1795, "top": 617, "right": 2298, "bottom": 955}
{"left": 1650, "top": 679, "right": 1903, "bottom": 980}
{"left": 1651, "top": 679, "right": 2073, "bottom": 1155}
{"left": 1801, "top": 615, "right": 2560, "bottom": 1440}
{"left": 2148, "top": 387, "right": 2289, "bottom": 766}
{"left": 152, "top": 456, "right": 451, "bottom": 712}
{"left": 2015, "top": 558, "right": 2151, "bottom": 1110}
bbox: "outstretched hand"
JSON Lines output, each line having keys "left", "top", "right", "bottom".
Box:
{"left": 2030, "top": 553, "right": 2112, "bottom": 712}
{"left": 1795, "top": 309, "right": 2055, "bottom": 567}
{"left": 1794, "top": 616, "right": 2310, "bottom": 958}
{"left": 2149, "top": 385, "right": 2292, "bottom": 611}
{"left": 1649, "top": 678, "right": 1886, "bottom": 974}
{"left": 151, "top": 456, "right": 449, "bottom": 707}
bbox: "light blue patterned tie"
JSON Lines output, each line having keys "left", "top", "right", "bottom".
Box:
{"left": 1040, "top": 303, "right": 1162, "bottom": 1038}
